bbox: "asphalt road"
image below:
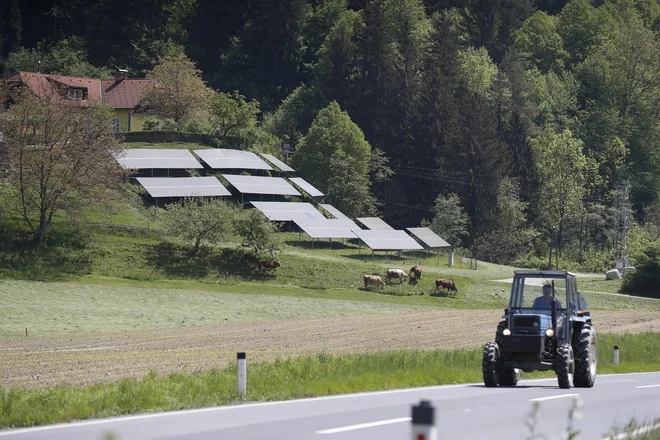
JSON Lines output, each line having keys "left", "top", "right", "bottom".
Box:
{"left": 2, "top": 372, "right": 660, "bottom": 440}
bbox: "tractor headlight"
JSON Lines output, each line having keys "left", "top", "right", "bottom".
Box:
{"left": 545, "top": 328, "right": 555, "bottom": 337}
{"left": 503, "top": 328, "right": 511, "bottom": 336}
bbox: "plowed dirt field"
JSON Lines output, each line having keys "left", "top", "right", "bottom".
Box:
{"left": 2, "top": 310, "right": 660, "bottom": 389}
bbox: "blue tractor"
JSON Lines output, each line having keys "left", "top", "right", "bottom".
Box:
{"left": 483, "top": 270, "right": 597, "bottom": 389}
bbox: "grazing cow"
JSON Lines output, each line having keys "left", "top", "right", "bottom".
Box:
{"left": 410, "top": 264, "right": 422, "bottom": 281}
{"left": 260, "top": 259, "right": 281, "bottom": 271}
{"left": 386, "top": 269, "right": 409, "bottom": 284}
{"left": 435, "top": 279, "right": 458, "bottom": 293}
{"left": 364, "top": 274, "right": 386, "bottom": 289}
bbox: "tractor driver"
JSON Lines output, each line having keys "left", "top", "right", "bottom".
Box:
{"left": 532, "top": 284, "right": 562, "bottom": 309}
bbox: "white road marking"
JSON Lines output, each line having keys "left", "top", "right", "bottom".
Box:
{"left": 529, "top": 393, "right": 580, "bottom": 402}
{"left": 599, "top": 423, "right": 660, "bottom": 440}
{"left": 317, "top": 417, "right": 411, "bottom": 434}
{"left": 635, "top": 384, "right": 660, "bottom": 389}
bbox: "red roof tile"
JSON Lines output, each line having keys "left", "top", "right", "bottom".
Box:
{"left": 101, "top": 79, "right": 153, "bottom": 109}
{"left": 7, "top": 72, "right": 153, "bottom": 109}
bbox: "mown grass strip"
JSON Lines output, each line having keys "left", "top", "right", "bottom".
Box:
{"left": 1, "top": 333, "right": 658, "bottom": 429}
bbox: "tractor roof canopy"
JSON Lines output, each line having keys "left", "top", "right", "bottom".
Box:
{"left": 514, "top": 270, "right": 576, "bottom": 278}
{"left": 509, "top": 271, "right": 586, "bottom": 313}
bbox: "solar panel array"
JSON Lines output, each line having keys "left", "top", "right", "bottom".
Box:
{"left": 353, "top": 229, "right": 424, "bottom": 250}
{"left": 222, "top": 174, "right": 301, "bottom": 196}
{"left": 260, "top": 153, "right": 295, "bottom": 172}
{"left": 195, "top": 149, "right": 273, "bottom": 170}
{"left": 136, "top": 177, "right": 231, "bottom": 197}
{"left": 289, "top": 177, "right": 324, "bottom": 197}
{"left": 319, "top": 204, "right": 350, "bottom": 220}
{"left": 356, "top": 217, "right": 394, "bottom": 230}
{"left": 293, "top": 218, "right": 361, "bottom": 239}
{"left": 406, "top": 227, "right": 451, "bottom": 248}
{"left": 113, "top": 149, "right": 203, "bottom": 169}
{"left": 251, "top": 202, "right": 326, "bottom": 221}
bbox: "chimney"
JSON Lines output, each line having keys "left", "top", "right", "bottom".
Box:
{"left": 114, "top": 69, "right": 129, "bottom": 82}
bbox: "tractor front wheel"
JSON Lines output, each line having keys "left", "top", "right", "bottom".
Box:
{"left": 556, "top": 343, "right": 574, "bottom": 389}
{"left": 573, "top": 324, "right": 597, "bottom": 388}
{"left": 483, "top": 342, "right": 499, "bottom": 387}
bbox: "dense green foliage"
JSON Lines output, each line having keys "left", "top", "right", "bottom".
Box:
{"left": 3, "top": 0, "right": 660, "bottom": 269}
{"left": 622, "top": 242, "right": 660, "bottom": 296}
{"left": 164, "top": 198, "right": 239, "bottom": 256}
{"left": 292, "top": 101, "right": 373, "bottom": 217}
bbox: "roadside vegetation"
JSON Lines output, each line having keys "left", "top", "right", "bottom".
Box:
{"left": 1, "top": 332, "right": 658, "bottom": 429}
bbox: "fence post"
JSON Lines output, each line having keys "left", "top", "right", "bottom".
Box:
{"left": 411, "top": 400, "right": 436, "bottom": 440}
{"left": 614, "top": 345, "right": 620, "bottom": 365}
{"left": 237, "top": 352, "right": 246, "bottom": 397}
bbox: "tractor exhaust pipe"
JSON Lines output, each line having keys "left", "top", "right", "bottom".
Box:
{"left": 551, "top": 280, "right": 557, "bottom": 338}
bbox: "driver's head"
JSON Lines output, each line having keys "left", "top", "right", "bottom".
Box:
{"left": 542, "top": 284, "right": 553, "bottom": 297}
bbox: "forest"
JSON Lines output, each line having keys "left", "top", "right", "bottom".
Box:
{"left": 2, "top": 0, "right": 660, "bottom": 274}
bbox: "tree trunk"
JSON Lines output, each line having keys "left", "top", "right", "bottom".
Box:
{"left": 191, "top": 237, "right": 201, "bottom": 256}
{"left": 558, "top": 220, "right": 564, "bottom": 258}
{"left": 35, "top": 209, "right": 54, "bottom": 248}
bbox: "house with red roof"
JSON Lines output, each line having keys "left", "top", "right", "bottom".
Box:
{"left": 6, "top": 70, "right": 153, "bottom": 132}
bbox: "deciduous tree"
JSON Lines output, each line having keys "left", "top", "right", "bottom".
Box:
{"left": 532, "top": 128, "right": 589, "bottom": 257}
{"left": 208, "top": 90, "right": 260, "bottom": 139}
{"left": 430, "top": 193, "right": 468, "bottom": 247}
{"left": 292, "top": 101, "right": 371, "bottom": 194}
{"left": 164, "top": 197, "right": 238, "bottom": 256}
{"left": 0, "top": 87, "right": 122, "bottom": 246}
{"left": 143, "top": 53, "right": 210, "bottom": 128}
{"left": 234, "top": 209, "right": 282, "bottom": 258}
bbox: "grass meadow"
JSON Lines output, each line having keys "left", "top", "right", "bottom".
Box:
{"left": 1, "top": 332, "right": 658, "bottom": 429}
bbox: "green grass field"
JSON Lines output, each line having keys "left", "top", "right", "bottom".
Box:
{"left": 1, "top": 332, "right": 658, "bottom": 429}
{"left": 3, "top": 221, "right": 660, "bottom": 338}
{"left": 0, "top": 279, "right": 438, "bottom": 337}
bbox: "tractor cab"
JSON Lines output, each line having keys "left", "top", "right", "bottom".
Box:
{"left": 483, "top": 270, "right": 596, "bottom": 389}
{"left": 507, "top": 271, "right": 588, "bottom": 343}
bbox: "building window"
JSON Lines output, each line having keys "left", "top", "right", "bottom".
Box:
{"left": 112, "top": 118, "right": 121, "bottom": 133}
{"left": 67, "top": 89, "right": 84, "bottom": 100}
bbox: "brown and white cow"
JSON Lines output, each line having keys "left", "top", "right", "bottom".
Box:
{"left": 386, "top": 269, "right": 408, "bottom": 284}
{"left": 260, "top": 259, "right": 281, "bottom": 271}
{"left": 435, "top": 279, "right": 458, "bottom": 293}
{"left": 364, "top": 274, "right": 386, "bottom": 289}
{"left": 410, "top": 264, "right": 422, "bottom": 281}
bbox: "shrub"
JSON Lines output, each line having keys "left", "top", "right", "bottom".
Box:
{"left": 143, "top": 117, "right": 159, "bottom": 131}
{"left": 622, "top": 242, "right": 660, "bottom": 296}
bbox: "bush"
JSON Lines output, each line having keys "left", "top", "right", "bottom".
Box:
{"left": 513, "top": 253, "right": 552, "bottom": 270}
{"left": 622, "top": 242, "right": 660, "bottom": 296}
{"left": 142, "top": 117, "right": 159, "bottom": 131}
{"left": 233, "top": 209, "right": 282, "bottom": 258}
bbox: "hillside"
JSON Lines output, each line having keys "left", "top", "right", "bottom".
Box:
{"left": 3, "top": 0, "right": 660, "bottom": 276}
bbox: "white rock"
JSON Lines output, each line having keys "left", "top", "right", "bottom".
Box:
{"left": 622, "top": 266, "right": 637, "bottom": 277}
{"left": 606, "top": 269, "right": 622, "bottom": 280}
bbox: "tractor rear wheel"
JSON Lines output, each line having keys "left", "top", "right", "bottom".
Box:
{"left": 482, "top": 342, "right": 499, "bottom": 387}
{"left": 498, "top": 368, "right": 519, "bottom": 386}
{"left": 556, "top": 343, "right": 574, "bottom": 389}
{"left": 573, "top": 324, "right": 597, "bottom": 388}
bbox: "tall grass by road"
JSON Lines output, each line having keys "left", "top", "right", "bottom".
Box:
{"left": 1, "top": 333, "right": 658, "bottom": 429}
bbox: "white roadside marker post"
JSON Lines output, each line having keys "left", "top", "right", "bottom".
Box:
{"left": 411, "top": 400, "right": 436, "bottom": 440}
{"left": 614, "top": 345, "right": 620, "bottom": 366}
{"left": 237, "top": 352, "right": 246, "bottom": 398}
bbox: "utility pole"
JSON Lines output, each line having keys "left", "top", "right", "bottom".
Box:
{"left": 613, "top": 185, "right": 630, "bottom": 269}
